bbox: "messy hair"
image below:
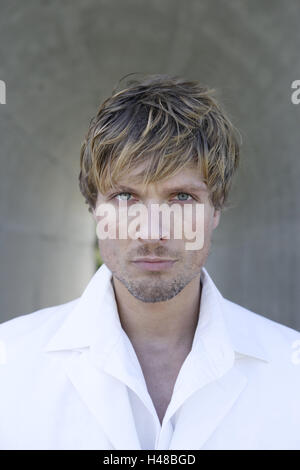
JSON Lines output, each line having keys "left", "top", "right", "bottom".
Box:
{"left": 79, "top": 73, "right": 241, "bottom": 213}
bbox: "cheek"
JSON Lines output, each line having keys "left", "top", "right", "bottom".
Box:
{"left": 183, "top": 204, "right": 213, "bottom": 253}
{"left": 98, "top": 236, "right": 130, "bottom": 262}
{"left": 98, "top": 239, "right": 118, "bottom": 263}
{"left": 182, "top": 204, "right": 208, "bottom": 240}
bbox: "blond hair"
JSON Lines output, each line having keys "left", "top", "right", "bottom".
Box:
{"left": 79, "top": 73, "right": 241, "bottom": 213}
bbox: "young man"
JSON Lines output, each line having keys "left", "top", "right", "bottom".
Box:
{"left": 0, "top": 74, "right": 299, "bottom": 450}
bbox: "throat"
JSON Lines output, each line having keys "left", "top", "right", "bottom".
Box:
{"left": 133, "top": 344, "right": 192, "bottom": 425}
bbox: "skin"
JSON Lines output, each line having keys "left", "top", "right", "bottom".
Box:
{"left": 92, "top": 164, "right": 221, "bottom": 356}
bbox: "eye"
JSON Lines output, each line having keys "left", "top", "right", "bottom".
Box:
{"left": 174, "top": 192, "right": 194, "bottom": 201}
{"left": 113, "top": 192, "right": 133, "bottom": 201}
{"left": 111, "top": 191, "right": 195, "bottom": 202}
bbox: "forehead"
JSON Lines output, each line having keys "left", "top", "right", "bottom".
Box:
{"left": 116, "top": 165, "right": 207, "bottom": 192}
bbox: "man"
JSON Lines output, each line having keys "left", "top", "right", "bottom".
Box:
{"left": 0, "top": 74, "right": 299, "bottom": 450}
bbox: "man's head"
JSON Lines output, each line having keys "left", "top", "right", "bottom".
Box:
{"left": 79, "top": 74, "right": 240, "bottom": 303}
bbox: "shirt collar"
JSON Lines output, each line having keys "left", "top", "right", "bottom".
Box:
{"left": 43, "top": 263, "right": 270, "bottom": 366}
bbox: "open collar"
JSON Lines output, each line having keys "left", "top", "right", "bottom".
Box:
{"left": 43, "top": 263, "right": 270, "bottom": 365}
{"left": 43, "top": 263, "right": 270, "bottom": 450}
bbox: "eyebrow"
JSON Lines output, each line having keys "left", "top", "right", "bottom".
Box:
{"left": 107, "top": 183, "right": 207, "bottom": 195}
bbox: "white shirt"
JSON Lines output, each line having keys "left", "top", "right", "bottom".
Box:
{"left": 0, "top": 263, "right": 299, "bottom": 450}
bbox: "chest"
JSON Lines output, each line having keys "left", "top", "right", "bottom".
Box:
{"left": 137, "top": 351, "right": 189, "bottom": 425}
{"left": 144, "top": 371, "right": 176, "bottom": 424}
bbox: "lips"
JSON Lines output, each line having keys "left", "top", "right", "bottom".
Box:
{"left": 131, "top": 258, "right": 177, "bottom": 271}
{"left": 132, "top": 258, "right": 176, "bottom": 262}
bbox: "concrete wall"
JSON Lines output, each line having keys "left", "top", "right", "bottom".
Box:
{"left": 0, "top": 0, "right": 299, "bottom": 330}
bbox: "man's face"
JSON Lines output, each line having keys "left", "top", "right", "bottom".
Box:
{"left": 93, "top": 165, "right": 220, "bottom": 303}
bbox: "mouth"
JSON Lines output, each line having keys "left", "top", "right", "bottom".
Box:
{"left": 130, "top": 259, "right": 177, "bottom": 272}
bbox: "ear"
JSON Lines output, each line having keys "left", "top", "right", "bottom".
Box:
{"left": 92, "top": 193, "right": 100, "bottom": 222}
{"left": 90, "top": 206, "right": 96, "bottom": 222}
{"left": 212, "top": 208, "right": 221, "bottom": 230}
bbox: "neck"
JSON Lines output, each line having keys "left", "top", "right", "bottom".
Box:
{"left": 112, "top": 273, "right": 202, "bottom": 354}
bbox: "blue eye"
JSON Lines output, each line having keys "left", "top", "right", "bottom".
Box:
{"left": 114, "top": 192, "right": 132, "bottom": 201}
{"left": 175, "top": 193, "right": 193, "bottom": 201}
{"left": 112, "top": 192, "right": 194, "bottom": 202}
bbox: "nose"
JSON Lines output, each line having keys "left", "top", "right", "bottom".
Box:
{"left": 132, "top": 201, "right": 170, "bottom": 242}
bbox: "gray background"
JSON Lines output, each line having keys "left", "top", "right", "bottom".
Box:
{"left": 0, "top": 0, "right": 299, "bottom": 330}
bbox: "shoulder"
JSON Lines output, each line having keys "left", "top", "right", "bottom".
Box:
{"left": 224, "top": 297, "right": 300, "bottom": 341}
{"left": 222, "top": 297, "right": 300, "bottom": 371}
{"left": 0, "top": 298, "right": 80, "bottom": 361}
